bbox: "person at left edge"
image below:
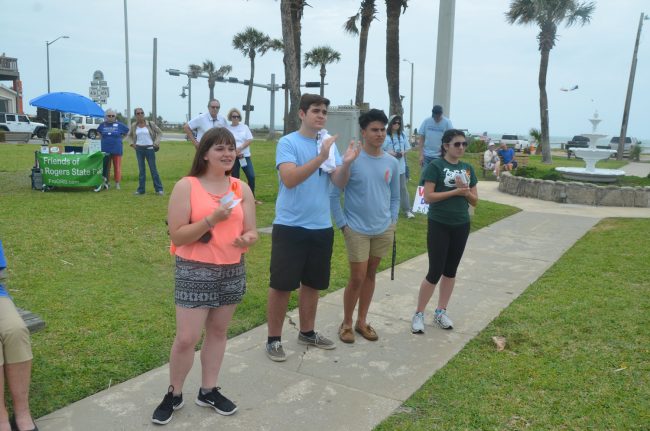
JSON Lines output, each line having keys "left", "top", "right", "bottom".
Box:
{"left": 128, "top": 108, "right": 164, "bottom": 195}
{"left": 95, "top": 108, "right": 129, "bottom": 192}
{"left": 0, "top": 240, "right": 39, "bottom": 431}
{"left": 184, "top": 99, "right": 228, "bottom": 149}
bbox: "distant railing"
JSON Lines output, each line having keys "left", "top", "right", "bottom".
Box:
{"left": 0, "top": 56, "right": 18, "bottom": 72}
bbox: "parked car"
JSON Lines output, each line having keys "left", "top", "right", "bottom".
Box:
{"left": 0, "top": 112, "right": 48, "bottom": 138}
{"left": 71, "top": 115, "right": 103, "bottom": 139}
{"left": 566, "top": 135, "right": 590, "bottom": 150}
{"left": 500, "top": 134, "right": 530, "bottom": 152}
{"left": 566, "top": 135, "right": 591, "bottom": 158}
{"left": 609, "top": 136, "right": 639, "bottom": 156}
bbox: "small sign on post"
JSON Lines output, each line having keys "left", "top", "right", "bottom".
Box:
{"left": 412, "top": 186, "right": 429, "bottom": 215}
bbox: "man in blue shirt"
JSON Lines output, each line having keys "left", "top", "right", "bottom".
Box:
{"left": 418, "top": 105, "right": 453, "bottom": 168}
{"left": 265, "top": 94, "right": 360, "bottom": 362}
{"left": 330, "top": 109, "right": 400, "bottom": 344}
{"left": 497, "top": 142, "right": 518, "bottom": 171}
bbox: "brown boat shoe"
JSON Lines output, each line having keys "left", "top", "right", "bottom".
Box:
{"left": 338, "top": 324, "right": 355, "bottom": 343}
{"left": 354, "top": 323, "right": 378, "bottom": 341}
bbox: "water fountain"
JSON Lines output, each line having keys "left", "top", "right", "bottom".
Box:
{"left": 556, "top": 111, "right": 625, "bottom": 183}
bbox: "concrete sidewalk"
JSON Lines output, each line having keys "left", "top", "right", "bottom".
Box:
{"left": 36, "top": 185, "right": 649, "bottom": 430}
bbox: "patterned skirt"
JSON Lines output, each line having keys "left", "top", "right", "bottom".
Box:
{"left": 175, "top": 256, "right": 246, "bottom": 308}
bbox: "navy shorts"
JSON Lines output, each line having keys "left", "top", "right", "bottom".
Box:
{"left": 269, "top": 224, "right": 334, "bottom": 291}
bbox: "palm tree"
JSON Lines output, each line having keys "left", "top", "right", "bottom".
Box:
{"left": 344, "top": 0, "right": 378, "bottom": 107}
{"left": 303, "top": 46, "right": 341, "bottom": 97}
{"left": 385, "top": 0, "right": 408, "bottom": 116}
{"left": 188, "top": 64, "right": 202, "bottom": 79}
{"left": 529, "top": 127, "right": 542, "bottom": 155}
{"left": 233, "top": 27, "right": 283, "bottom": 126}
{"left": 202, "top": 60, "right": 232, "bottom": 102}
{"left": 280, "top": 0, "right": 308, "bottom": 133}
{"left": 506, "top": 0, "right": 595, "bottom": 164}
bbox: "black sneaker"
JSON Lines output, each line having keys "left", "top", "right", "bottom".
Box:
{"left": 195, "top": 387, "right": 238, "bottom": 416}
{"left": 152, "top": 385, "right": 184, "bottom": 425}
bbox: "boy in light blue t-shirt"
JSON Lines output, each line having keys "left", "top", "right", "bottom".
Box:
{"left": 265, "top": 94, "right": 360, "bottom": 362}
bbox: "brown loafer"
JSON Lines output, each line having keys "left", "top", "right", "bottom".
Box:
{"left": 355, "top": 323, "right": 378, "bottom": 341}
{"left": 338, "top": 324, "right": 355, "bottom": 343}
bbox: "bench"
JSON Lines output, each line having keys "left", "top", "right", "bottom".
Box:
{"left": 17, "top": 308, "right": 45, "bottom": 334}
{"left": 0, "top": 131, "right": 32, "bottom": 143}
{"left": 478, "top": 153, "right": 529, "bottom": 178}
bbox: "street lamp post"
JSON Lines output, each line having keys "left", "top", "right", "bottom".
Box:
{"left": 402, "top": 58, "right": 414, "bottom": 139}
{"left": 46, "top": 35, "right": 69, "bottom": 130}
{"left": 167, "top": 69, "right": 196, "bottom": 122}
{"left": 167, "top": 68, "right": 280, "bottom": 134}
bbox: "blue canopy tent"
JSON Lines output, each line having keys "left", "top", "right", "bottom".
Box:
{"left": 29, "top": 92, "right": 105, "bottom": 118}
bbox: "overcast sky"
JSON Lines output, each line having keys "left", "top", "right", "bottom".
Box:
{"left": 4, "top": 0, "right": 649, "bottom": 140}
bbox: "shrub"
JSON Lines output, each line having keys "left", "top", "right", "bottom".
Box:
{"left": 513, "top": 165, "right": 538, "bottom": 178}
{"left": 541, "top": 170, "right": 563, "bottom": 181}
{"left": 630, "top": 144, "right": 642, "bottom": 162}
{"left": 0, "top": 130, "right": 5, "bottom": 142}
{"left": 467, "top": 138, "right": 486, "bottom": 153}
{"left": 48, "top": 128, "right": 64, "bottom": 144}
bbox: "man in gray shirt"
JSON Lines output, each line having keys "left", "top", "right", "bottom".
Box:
{"left": 418, "top": 105, "right": 453, "bottom": 167}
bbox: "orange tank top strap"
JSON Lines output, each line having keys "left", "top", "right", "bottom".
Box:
{"left": 229, "top": 177, "right": 243, "bottom": 199}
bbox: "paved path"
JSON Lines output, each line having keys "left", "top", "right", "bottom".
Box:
{"left": 36, "top": 184, "right": 649, "bottom": 430}
{"left": 621, "top": 160, "right": 650, "bottom": 177}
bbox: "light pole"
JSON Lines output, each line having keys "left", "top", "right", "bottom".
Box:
{"left": 167, "top": 69, "right": 196, "bottom": 121}
{"left": 179, "top": 83, "right": 190, "bottom": 121}
{"left": 46, "top": 35, "right": 69, "bottom": 130}
{"left": 402, "top": 58, "right": 414, "bottom": 139}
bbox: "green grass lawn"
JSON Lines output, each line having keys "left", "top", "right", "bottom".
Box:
{"left": 377, "top": 217, "right": 650, "bottom": 430}
{"left": 0, "top": 141, "right": 518, "bottom": 417}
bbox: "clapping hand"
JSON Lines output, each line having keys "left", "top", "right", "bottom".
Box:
{"left": 343, "top": 140, "right": 361, "bottom": 164}
{"left": 319, "top": 134, "right": 338, "bottom": 160}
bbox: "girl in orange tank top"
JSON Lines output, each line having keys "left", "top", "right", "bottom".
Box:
{"left": 151, "top": 128, "right": 257, "bottom": 425}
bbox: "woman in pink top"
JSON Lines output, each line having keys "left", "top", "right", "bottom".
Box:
{"left": 152, "top": 128, "right": 257, "bottom": 425}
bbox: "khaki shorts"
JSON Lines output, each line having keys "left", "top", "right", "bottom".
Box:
{"left": 343, "top": 224, "right": 395, "bottom": 263}
{"left": 0, "top": 297, "right": 33, "bottom": 366}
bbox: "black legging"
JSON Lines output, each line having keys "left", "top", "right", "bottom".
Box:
{"left": 425, "top": 219, "right": 470, "bottom": 284}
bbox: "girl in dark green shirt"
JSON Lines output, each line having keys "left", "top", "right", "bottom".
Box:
{"left": 411, "top": 129, "right": 478, "bottom": 334}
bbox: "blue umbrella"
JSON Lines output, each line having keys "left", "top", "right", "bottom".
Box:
{"left": 29, "top": 92, "right": 104, "bottom": 117}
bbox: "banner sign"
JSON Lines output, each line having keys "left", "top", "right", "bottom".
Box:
{"left": 412, "top": 186, "right": 429, "bottom": 215}
{"left": 411, "top": 185, "right": 475, "bottom": 217}
{"left": 37, "top": 152, "right": 103, "bottom": 187}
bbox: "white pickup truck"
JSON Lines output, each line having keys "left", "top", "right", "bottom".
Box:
{"left": 0, "top": 112, "right": 48, "bottom": 138}
{"left": 500, "top": 134, "right": 530, "bottom": 152}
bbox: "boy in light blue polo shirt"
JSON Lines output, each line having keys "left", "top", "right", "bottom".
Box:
{"left": 265, "top": 94, "right": 360, "bottom": 362}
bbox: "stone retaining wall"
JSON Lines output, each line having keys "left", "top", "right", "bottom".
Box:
{"left": 497, "top": 173, "right": 650, "bottom": 207}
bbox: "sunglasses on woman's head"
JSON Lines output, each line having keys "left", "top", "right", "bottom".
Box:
{"left": 452, "top": 141, "right": 468, "bottom": 148}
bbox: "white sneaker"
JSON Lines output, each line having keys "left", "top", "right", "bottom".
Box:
{"left": 94, "top": 178, "right": 109, "bottom": 192}
{"left": 115, "top": 182, "right": 121, "bottom": 190}
{"left": 406, "top": 211, "right": 415, "bottom": 219}
{"left": 411, "top": 312, "right": 425, "bottom": 334}
{"left": 434, "top": 309, "right": 454, "bottom": 329}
